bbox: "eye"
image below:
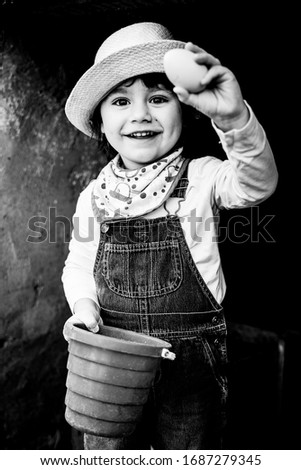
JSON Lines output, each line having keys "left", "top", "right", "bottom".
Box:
{"left": 149, "top": 95, "right": 169, "bottom": 105}
{"left": 112, "top": 98, "right": 130, "bottom": 106}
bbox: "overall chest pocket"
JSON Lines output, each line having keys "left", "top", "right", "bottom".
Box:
{"left": 99, "top": 240, "right": 183, "bottom": 298}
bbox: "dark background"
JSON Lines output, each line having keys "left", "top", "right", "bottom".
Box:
{"left": 1, "top": 0, "right": 298, "bottom": 450}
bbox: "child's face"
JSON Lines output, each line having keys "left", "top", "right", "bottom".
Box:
{"left": 100, "top": 78, "right": 183, "bottom": 169}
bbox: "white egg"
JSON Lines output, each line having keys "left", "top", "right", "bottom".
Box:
{"left": 164, "top": 48, "right": 207, "bottom": 93}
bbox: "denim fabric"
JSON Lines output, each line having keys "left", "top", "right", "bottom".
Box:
{"left": 86, "top": 182, "right": 228, "bottom": 449}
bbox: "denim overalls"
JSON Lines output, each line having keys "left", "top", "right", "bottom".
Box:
{"left": 85, "top": 162, "right": 228, "bottom": 450}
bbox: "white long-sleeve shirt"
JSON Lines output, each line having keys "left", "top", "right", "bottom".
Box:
{"left": 62, "top": 105, "right": 278, "bottom": 313}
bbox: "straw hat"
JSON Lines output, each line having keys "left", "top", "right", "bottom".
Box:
{"left": 65, "top": 22, "right": 185, "bottom": 137}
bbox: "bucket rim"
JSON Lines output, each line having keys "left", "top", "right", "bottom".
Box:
{"left": 64, "top": 323, "right": 172, "bottom": 357}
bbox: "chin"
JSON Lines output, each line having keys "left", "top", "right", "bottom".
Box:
{"left": 131, "top": 154, "right": 160, "bottom": 164}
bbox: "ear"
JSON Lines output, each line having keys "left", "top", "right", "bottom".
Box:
{"left": 101, "top": 122, "right": 105, "bottom": 134}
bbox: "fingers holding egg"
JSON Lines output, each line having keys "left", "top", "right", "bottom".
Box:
{"left": 185, "top": 43, "right": 221, "bottom": 66}
{"left": 164, "top": 45, "right": 245, "bottom": 122}
{"left": 185, "top": 42, "right": 206, "bottom": 54}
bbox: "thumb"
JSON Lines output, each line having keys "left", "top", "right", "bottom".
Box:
{"left": 173, "top": 86, "right": 202, "bottom": 112}
{"left": 173, "top": 86, "right": 190, "bottom": 104}
{"left": 86, "top": 322, "right": 100, "bottom": 333}
{"left": 82, "top": 310, "right": 103, "bottom": 333}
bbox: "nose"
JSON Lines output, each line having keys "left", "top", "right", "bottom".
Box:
{"left": 130, "top": 100, "right": 152, "bottom": 123}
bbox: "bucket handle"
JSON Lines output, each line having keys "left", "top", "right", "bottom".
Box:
{"left": 161, "top": 348, "right": 176, "bottom": 360}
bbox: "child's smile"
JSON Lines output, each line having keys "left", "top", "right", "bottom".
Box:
{"left": 126, "top": 131, "right": 158, "bottom": 139}
{"left": 100, "top": 78, "right": 183, "bottom": 169}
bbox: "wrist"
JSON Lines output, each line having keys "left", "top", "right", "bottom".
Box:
{"left": 73, "top": 298, "right": 100, "bottom": 315}
{"left": 213, "top": 103, "right": 250, "bottom": 132}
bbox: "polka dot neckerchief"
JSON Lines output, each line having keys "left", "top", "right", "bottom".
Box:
{"left": 92, "top": 147, "right": 186, "bottom": 222}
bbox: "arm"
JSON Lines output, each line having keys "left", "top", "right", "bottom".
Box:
{"left": 173, "top": 43, "right": 278, "bottom": 207}
{"left": 211, "top": 104, "right": 278, "bottom": 208}
{"left": 61, "top": 181, "right": 102, "bottom": 338}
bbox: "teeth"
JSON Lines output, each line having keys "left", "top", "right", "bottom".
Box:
{"left": 129, "top": 131, "right": 154, "bottom": 137}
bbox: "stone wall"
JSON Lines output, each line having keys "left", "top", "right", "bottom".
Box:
{"left": 0, "top": 33, "right": 103, "bottom": 449}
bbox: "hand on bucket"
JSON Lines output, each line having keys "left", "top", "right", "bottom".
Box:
{"left": 63, "top": 298, "right": 103, "bottom": 341}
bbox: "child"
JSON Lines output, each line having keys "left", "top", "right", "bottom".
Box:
{"left": 62, "top": 22, "right": 278, "bottom": 450}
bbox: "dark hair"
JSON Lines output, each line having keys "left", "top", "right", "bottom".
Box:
{"left": 89, "top": 73, "right": 204, "bottom": 160}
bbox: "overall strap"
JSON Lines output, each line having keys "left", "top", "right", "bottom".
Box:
{"left": 169, "top": 159, "right": 189, "bottom": 199}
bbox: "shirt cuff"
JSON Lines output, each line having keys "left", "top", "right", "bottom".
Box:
{"left": 211, "top": 101, "right": 266, "bottom": 154}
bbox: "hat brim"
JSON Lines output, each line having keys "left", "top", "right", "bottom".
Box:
{"left": 65, "top": 40, "right": 185, "bottom": 137}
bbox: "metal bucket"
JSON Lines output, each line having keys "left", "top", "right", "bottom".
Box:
{"left": 64, "top": 323, "right": 175, "bottom": 437}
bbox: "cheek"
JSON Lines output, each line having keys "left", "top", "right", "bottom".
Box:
{"left": 100, "top": 117, "right": 115, "bottom": 139}
{"left": 100, "top": 109, "right": 122, "bottom": 138}
{"left": 171, "top": 115, "right": 183, "bottom": 140}
{"left": 169, "top": 103, "right": 183, "bottom": 135}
